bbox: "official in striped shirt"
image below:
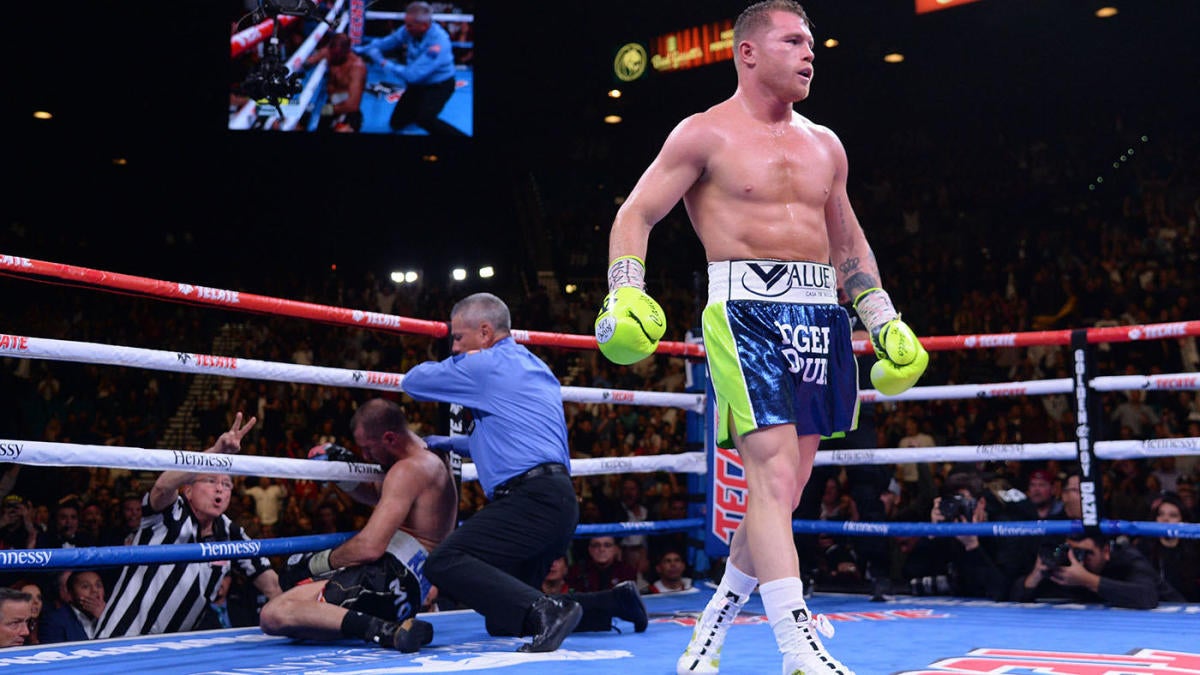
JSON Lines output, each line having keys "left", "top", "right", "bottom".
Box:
{"left": 95, "top": 413, "right": 282, "bottom": 638}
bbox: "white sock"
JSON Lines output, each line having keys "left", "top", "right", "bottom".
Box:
{"left": 716, "top": 561, "right": 758, "bottom": 602}
{"left": 760, "top": 577, "right": 813, "bottom": 654}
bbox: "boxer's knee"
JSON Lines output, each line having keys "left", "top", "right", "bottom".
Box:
{"left": 259, "top": 595, "right": 292, "bottom": 635}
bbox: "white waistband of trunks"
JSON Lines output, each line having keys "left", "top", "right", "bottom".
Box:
{"left": 387, "top": 530, "right": 429, "bottom": 567}
{"left": 707, "top": 260, "right": 838, "bottom": 305}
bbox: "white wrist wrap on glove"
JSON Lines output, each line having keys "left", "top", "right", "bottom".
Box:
{"left": 853, "top": 287, "right": 899, "bottom": 336}
{"left": 309, "top": 548, "right": 333, "bottom": 576}
{"left": 607, "top": 255, "right": 646, "bottom": 291}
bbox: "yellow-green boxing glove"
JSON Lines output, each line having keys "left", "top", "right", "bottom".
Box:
{"left": 853, "top": 288, "right": 929, "bottom": 395}
{"left": 595, "top": 256, "right": 666, "bottom": 365}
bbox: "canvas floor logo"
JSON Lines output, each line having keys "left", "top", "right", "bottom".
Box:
{"left": 200, "top": 642, "right": 634, "bottom": 674}
{"left": 898, "top": 647, "right": 1200, "bottom": 674}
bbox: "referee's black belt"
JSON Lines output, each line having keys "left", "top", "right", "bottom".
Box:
{"left": 493, "top": 462, "right": 568, "bottom": 499}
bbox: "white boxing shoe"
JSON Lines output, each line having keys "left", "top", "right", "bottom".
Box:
{"left": 675, "top": 590, "right": 746, "bottom": 674}
{"left": 780, "top": 609, "right": 855, "bottom": 675}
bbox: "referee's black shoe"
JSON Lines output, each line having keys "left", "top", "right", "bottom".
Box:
{"left": 612, "top": 580, "right": 649, "bottom": 632}
{"left": 377, "top": 617, "right": 434, "bottom": 652}
{"left": 519, "top": 596, "right": 583, "bottom": 652}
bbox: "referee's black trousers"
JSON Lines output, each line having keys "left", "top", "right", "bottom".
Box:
{"left": 426, "top": 471, "right": 579, "bottom": 636}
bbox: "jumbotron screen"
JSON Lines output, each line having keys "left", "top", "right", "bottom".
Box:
{"left": 229, "top": 0, "right": 474, "bottom": 136}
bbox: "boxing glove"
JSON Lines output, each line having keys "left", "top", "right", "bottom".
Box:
{"left": 853, "top": 288, "right": 929, "bottom": 396}
{"left": 595, "top": 256, "right": 666, "bottom": 364}
{"left": 280, "top": 548, "right": 334, "bottom": 591}
{"left": 308, "top": 443, "right": 361, "bottom": 490}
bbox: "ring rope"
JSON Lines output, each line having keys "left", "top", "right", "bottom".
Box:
{"left": 4, "top": 333, "right": 1194, "bottom": 413}
{"left": 7, "top": 436, "right": 1196, "bottom": 485}
{"left": 0, "top": 254, "right": 705, "bottom": 358}
{"left": 1, "top": 334, "right": 703, "bottom": 412}
{"left": 791, "top": 519, "right": 1200, "bottom": 539}
{"left": 9, "top": 254, "right": 1197, "bottom": 358}
{"left": 0, "top": 439, "right": 708, "bottom": 484}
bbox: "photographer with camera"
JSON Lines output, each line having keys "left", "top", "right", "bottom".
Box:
{"left": 903, "top": 472, "right": 1006, "bottom": 599}
{"left": 1010, "top": 531, "right": 1183, "bottom": 609}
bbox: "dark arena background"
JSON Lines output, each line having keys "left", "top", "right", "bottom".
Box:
{"left": 4, "top": 1, "right": 1200, "bottom": 674}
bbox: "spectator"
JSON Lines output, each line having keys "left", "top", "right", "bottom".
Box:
{"left": 0, "top": 588, "right": 32, "bottom": 648}
{"left": 1010, "top": 532, "right": 1183, "bottom": 609}
{"left": 541, "top": 557, "right": 570, "bottom": 596}
{"left": 568, "top": 536, "right": 638, "bottom": 594}
{"left": 1135, "top": 492, "right": 1199, "bottom": 602}
{"left": 9, "top": 580, "right": 42, "bottom": 645}
{"left": 37, "top": 499, "right": 95, "bottom": 549}
{"left": 645, "top": 549, "right": 693, "bottom": 594}
{"left": 0, "top": 495, "right": 38, "bottom": 550}
{"left": 39, "top": 570, "right": 105, "bottom": 643}
{"left": 244, "top": 476, "right": 288, "bottom": 538}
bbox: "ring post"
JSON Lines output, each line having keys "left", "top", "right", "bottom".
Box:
{"left": 1071, "top": 328, "right": 1103, "bottom": 535}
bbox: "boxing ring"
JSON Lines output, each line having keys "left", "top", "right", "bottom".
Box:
{"left": 2, "top": 253, "right": 1200, "bottom": 674}
{"left": 229, "top": 2, "right": 473, "bottom": 134}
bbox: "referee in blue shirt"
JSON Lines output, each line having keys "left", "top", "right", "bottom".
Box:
{"left": 404, "top": 293, "right": 646, "bottom": 652}
{"left": 355, "top": 1, "right": 466, "bottom": 136}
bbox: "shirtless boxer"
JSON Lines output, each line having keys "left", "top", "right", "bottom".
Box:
{"left": 595, "top": 2, "right": 929, "bottom": 673}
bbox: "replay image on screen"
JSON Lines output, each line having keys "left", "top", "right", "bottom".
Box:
{"left": 230, "top": 0, "right": 474, "bottom": 136}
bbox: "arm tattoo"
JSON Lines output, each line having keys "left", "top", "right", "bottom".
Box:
{"left": 841, "top": 250, "right": 881, "bottom": 300}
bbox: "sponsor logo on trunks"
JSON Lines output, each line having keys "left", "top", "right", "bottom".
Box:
{"left": 0, "top": 443, "right": 23, "bottom": 459}
{"left": 740, "top": 262, "right": 833, "bottom": 298}
{"left": 0, "top": 255, "right": 33, "bottom": 268}
{"left": 776, "top": 322, "right": 830, "bottom": 382}
{"left": 0, "top": 335, "right": 28, "bottom": 351}
{"left": 898, "top": 647, "right": 1200, "bottom": 674}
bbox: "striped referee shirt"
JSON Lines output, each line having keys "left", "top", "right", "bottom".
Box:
{"left": 95, "top": 493, "right": 272, "bottom": 638}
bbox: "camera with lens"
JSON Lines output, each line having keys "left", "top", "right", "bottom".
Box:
{"left": 1038, "top": 543, "right": 1071, "bottom": 570}
{"left": 939, "top": 493, "right": 977, "bottom": 521}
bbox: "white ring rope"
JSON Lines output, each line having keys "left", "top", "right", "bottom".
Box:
{"left": 4, "top": 334, "right": 700, "bottom": 411}
{"left": 1090, "top": 373, "right": 1200, "bottom": 392}
{"left": 0, "top": 440, "right": 707, "bottom": 484}
{"left": 816, "top": 439, "right": 1200, "bottom": 467}
{"left": 9, "top": 334, "right": 1196, "bottom": 414}
{"left": 6, "top": 435, "right": 1195, "bottom": 483}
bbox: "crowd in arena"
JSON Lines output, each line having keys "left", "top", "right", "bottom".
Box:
{"left": 2, "top": 107, "right": 1199, "bottom": 644}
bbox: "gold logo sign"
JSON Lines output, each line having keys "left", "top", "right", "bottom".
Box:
{"left": 614, "top": 43, "right": 648, "bottom": 81}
